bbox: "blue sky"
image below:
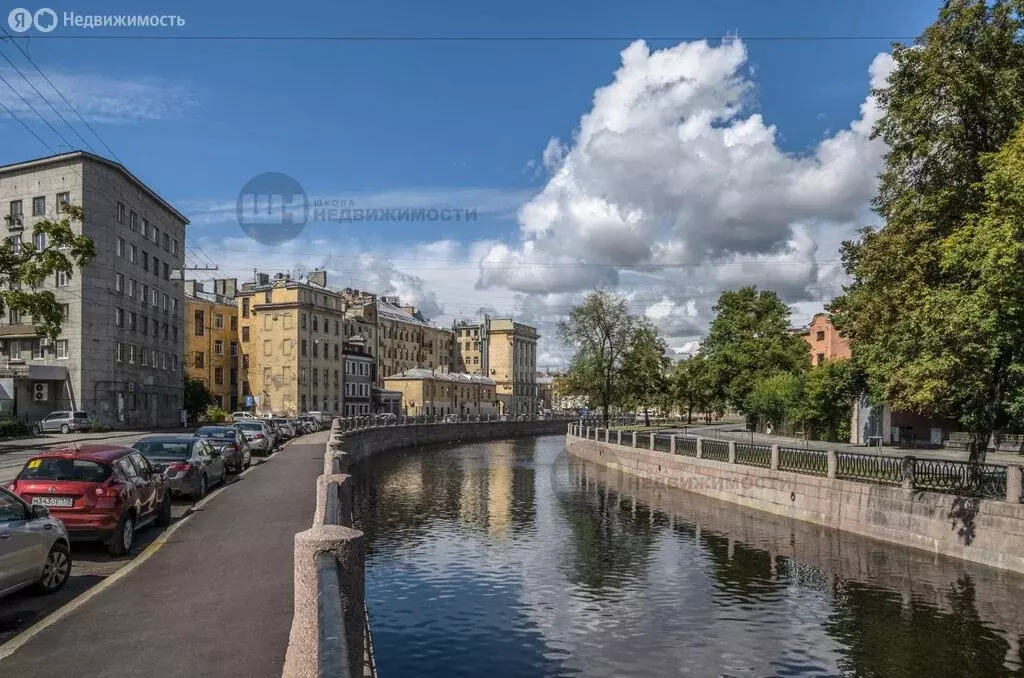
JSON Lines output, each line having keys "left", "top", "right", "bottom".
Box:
{"left": 0, "top": 0, "right": 942, "bottom": 363}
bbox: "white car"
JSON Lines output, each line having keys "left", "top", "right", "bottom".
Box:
{"left": 234, "top": 420, "right": 273, "bottom": 455}
{"left": 231, "top": 411, "right": 255, "bottom": 422}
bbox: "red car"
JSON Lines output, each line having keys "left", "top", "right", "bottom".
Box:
{"left": 8, "top": 444, "right": 172, "bottom": 556}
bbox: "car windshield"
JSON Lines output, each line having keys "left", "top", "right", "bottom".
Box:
{"left": 134, "top": 440, "right": 193, "bottom": 458}
{"left": 197, "top": 427, "right": 235, "bottom": 439}
{"left": 237, "top": 422, "right": 263, "bottom": 431}
{"left": 18, "top": 457, "right": 112, "bottom": 483}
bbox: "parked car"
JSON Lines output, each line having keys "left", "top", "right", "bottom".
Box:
{"left": 296, "top": 416, "right": 316, "bottom": 434}
{"left": 289, "top": 418, "right": 306, "bottom": 436}
{"left": 234, "top": 420, "right": 273, "bottom": 455}
{"left": 272, "top": 418, "right": 296, "bottom": 439}
{"left": 8, "top": 444, "right": 171, "bottom": 556}
{"left": 263, "top": 420, "right": 282, "bottom": 449}
{"left": 0, "top": 486, "right": 72, "bottom": 600}
{"left": 32, "top": 411, "right": 91, "bottom": 435}
{"left": 379, "top": 413, "right": 397, "bottom": 423}
{"left": 194, "top": 426, "right": 251, "bottom": 473}
{"left": 133, "top": 436, "right": 227, "bottom": 499}
{"left": 442, "top": 414, "right": 460, "bottom": 423}
{"left": 231, "top": 411, "right": 255, "bottom": 422}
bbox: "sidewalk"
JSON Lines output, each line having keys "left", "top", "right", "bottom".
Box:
{"left": 0, "top": 432, "right": 327, "bottom": 677}
{"left": 675, "top": 425, "right": 1024, "bottom": 466}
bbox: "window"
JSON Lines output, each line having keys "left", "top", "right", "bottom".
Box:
{"left": 242, "top": 298, "right": 250, "bottom": 318}
{"left": 31, "top": 339, "right": 44, "bottom": 359}
{"left": 130, "top": 211, "right": 139, "bottom": 232}
{"left": 140, "top": 348, "right": 148, "bottom": 366}
{"left": 264, "top": 290, "right": 272, "bottom": 304}
{"left": 214, "top": 313, "right": 224, "bottom": 329}
{"left": 56, "top": 192, "right": 70, "bottom": 207}
{"left": 163, "top": 232, "right": 170, "bottom": 250}
{"left": 55, "top": 341, "right": 69, "bottom": 359}
{"left": 143, "top": 219, "right": 150, "bottom": 239}
{"left": 128, "top": 311, "right": 137, "bottom": 331}
{"left": 173, "top": 354, "right": 179, "bottom": 372}
{"left": 816, "top": 353, "right": 825, "bottom": 365}
{"left": 163, "top": 263, "right": 169, "bottom": 280}
{"left": 194, "top": 310, "right": 205, "bottom": 336}
{"left": 241, "top": 326, "right": 250, "bottom": 342}
{"left": 142, "top": 284, "right": 149, "bottom": 305}
{"left": 116, "top": 342, "right": 124, "bottom": 362}
{"left": 214, "top": 367, "right": 224, "bottom": 385}
{"left": 334, "top": 344, "right": 339, "bottom": 360}
{"left": 194, "top": 351, "right": 205, "bottom": 369}
{"left": 172, "top": 298, "right": 178, "bottom": 316}
{"left": 141, "top": 251, "right": 149, "bottom": 272}
{"left": 130, "top": 244, "right": 137, "bottom": 263}
{"left": 816, "top": 330, "right": 825, "bottom": 342}
{"left": 301, "top": 313, "right": 307, "bottom": 329}
{"left": 128, "top": 278, "right": 136, "bottom": 298}
{"left": 263, "top": 367, "right": 272, "bottom": 385}
{"left": 334, "top": 320, "right": 339, "bottom": 335}
{"left": 301, "top": 339, "right": 307, "bottom": 357}
{"left": 117, "top": 202, "right": 125, "bottom": 224}
{"left": 172, "top": 239, "right": 179, "bottom": 256}
{"left": 7, "top": 235, "right": 22, "bottom": 254}
{"left": 141, "top": 316, "right": 148, "bottom": 334}
{"left": 230, "top": 316, "right": 237, "bottom": 331}
{"left": 214, "top": 340, "right": 224, "bottom": 356}
{"left": 262, "top": 339, "right": 272, "bottom": 356}
{"left": 263, "top": 314, "right": 272, "bottom": 330}
{"left": 128, "top": 344, "right": 136, "bottom": 364}
{"left": 152, "top": 288, "right": 159, "bottom": 306}
{"left": 117, "top": 237, "right": 125, "bottom": 257}
{"left": 33, "top": 232, "right": 46, "bottom": 250}
{"left": 115, "top": 308, "right": 124, "bottom": 327}
{"left": 173, "top": 326, "right": 178, "bottom": 342}
{"left": 32, "top": 196, "right": 46, "bottom": 216}
{"left": 59, "top": 304, "right": 69, "bottom": 320}
{"left": 162, "top": 322, "right": 169, "bottom": 340}
{"left": 313, "top": 342, "right": 319, "bottom": 358}
{"left": 241, "top": 354, "right": 249, "bottom": 368}
{"left": 313, "top": 316, "right": 319, "bottom": 332}
{"left": 152, "top": 225, "right": 159, "bottom": 244}
{"left": 153, "top": 256, "right": 159, "bottom": 277}
{"left": 229, "top": 342, "right": 238, "bottom": 357}
{"left": 162, "top": 293, "right": 169, "bottom": 311}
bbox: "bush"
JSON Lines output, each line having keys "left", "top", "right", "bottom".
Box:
{"left": 88, "top": 419, "right": 113, "bottom": 433}
{"left": 0, "top": 419, "right": 31, "bottom": 438}
{"left": 205, "top": 407, "right": 229, "bottom": 423}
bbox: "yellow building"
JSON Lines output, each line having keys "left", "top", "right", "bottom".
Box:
{"left": 184, "top": 281, "right": 239, "bottom": 411}
{"left": 383, "top": 368, "right": 497, "bottom": 417}
{"left": 358, "top": 294, "right": 455, "bottom": 387}
{"left": 236, "top": 271, "right": 346, "bottom": 416}
{"left": 454, "top": 318, "right": 539, "bottom": 416}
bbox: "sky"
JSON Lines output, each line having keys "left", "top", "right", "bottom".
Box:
{"left": 0, "top": 0, "right": 944, "bottom": 368}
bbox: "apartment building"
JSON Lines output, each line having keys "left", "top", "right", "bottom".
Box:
{"left": 383, "top": 368, "right": 497, "bottom": 416}
{"left": 369, "top": 295, "right": 455, "bottom": 387}
{"left": 798, "top": 313, "right": 851, "bottom": 366}
{"left": 342, "top": 335, "right": 373, "bottom": 416}
{"left": 453, "top": 318, "right": 540, "bottom": 416}
{"left": 184, "top": 279, "right": 239, "bottom": 411}
{"left": 235, "top": 270, "right": 346, "bottom": 415}
{"left": 0, "top": 152, "right": 187, "bottom": 426}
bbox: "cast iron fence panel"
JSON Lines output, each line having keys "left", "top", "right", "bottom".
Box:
{"left": 835, "top": 452, "right": 903, "bottom": 485}
{"left": 701, "top": 439, "right": 730, "bottom": 462}
{"left": 779, "top": 447, "right": 828, "bottom": 476}
{"left": 636, "top": 432, "right": 651, "bottom": 449}
{"left": 677, "top": 436, "right": 698, "bottom": 457}
{"left": 653, "top": 434, "right": 672, "bottom": 453}
{"left": 735, "top": 442, "right": 772, "bottom": 468}
{"left": 914, "top": 459, "right": 1008, "bottom": 500}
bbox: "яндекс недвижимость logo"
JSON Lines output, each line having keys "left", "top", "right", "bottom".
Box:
{"left": 7, "top": 8, "right": 58, "bottom": 32}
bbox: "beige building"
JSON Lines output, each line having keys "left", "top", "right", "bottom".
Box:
{"left": 236, "top": 270, "right": 346, "bottom": 416}
{"left": 184, "top": 279, "right": 239, "bottom": 411}
{"left": 383, "top": 368, "right": 497, "bottom": 417}
{"left": 454, "top": 318, "right": 539, "bottom": 416}
{"left": 794, "top": 313, "right": 852, "bottom": 366}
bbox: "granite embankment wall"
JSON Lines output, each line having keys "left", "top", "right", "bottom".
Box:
{"left": 283, "top": 418, "right": 571, "bottom": 677}
{"left": 566, "top": 433, "right": 1024, "bottom": 575}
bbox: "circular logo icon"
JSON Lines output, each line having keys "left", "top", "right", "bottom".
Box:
{"left": 236, "top": 172, "right": 309, "bottom": 246}
{"left": 7, "top": 8, "right": 32, "bottom": 32}
{"left": 34, "top": 8, "right": 58, "bottom": 32}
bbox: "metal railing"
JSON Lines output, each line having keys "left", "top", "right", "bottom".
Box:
{"left": 701, "top": 439, "right": 729, "bottom": 462}
{"left": 913, "top": 459, "right": 1008, "bottom": 500}
{"left": 676, "top": 436, "right": 698, "bottom": 457}
{"left": 735, "top": 442, "right": 772, "bottom": 468}
{"left": 779, "top": 447, "right": 828, "bottom": 476}
{"left": 836, "top": 451, "right": 904, "bottom": 486}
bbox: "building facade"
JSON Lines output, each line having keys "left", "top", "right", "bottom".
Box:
{"left": 184, "top": 280, "right": 239, "bottom": 411}
{"left": 799, "top": 313, "right": 851, "bottom": 366}
{"left": 383, "top": 368, "right": 497, "bottom": 416}
{"left": 0, "top": 152, "right": 187, "bottom": 426}
{"left": 342, "top": 335, "right": 373, "bottom": 416}
{"left": 453, "top": 318, "right": 539, "bottom": 416}
{"left": 235, "top": 270, "right": 345, "bottom": 416}
{"left": 371, "top": 295, "right": 455, "bottom": 387}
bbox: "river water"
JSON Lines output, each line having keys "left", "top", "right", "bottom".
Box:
{"left": 353, "top": 435, "right": 1024, "bottom": 677}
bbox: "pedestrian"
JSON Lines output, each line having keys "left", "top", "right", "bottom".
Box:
{"left": 766, "top": 422, "right": 774, "bottom": 437}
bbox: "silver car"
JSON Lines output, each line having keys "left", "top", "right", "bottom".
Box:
{"left": 234, "top": 421, "right": 273, "bottom": 455}
{"left": 33, "top": 411, "right": 91, "bottom": 435}
{"left": 132, "top": 436, "right": 227, "bottom": 499}
{"left": 0, "top": 486, "right": 72, "bottom": 599}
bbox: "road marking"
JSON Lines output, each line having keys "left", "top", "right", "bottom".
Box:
{"left": 0, "top": 437, "right": 297, "bottom": 660}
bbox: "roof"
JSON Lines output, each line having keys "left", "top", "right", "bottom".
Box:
{"left": 376, "top": 299, "right": 437, "bottom": 329}
{"left": 33, "top": 443, "right": 137, "bottom": 463}
{"left": 0, "top": 151, "right": 190, "bottom": 225}
{"left": 383, "top": 367, "right": 495, "bottom": 385}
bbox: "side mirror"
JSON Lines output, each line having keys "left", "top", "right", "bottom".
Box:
{"left": 31, "top": 504, "right": 50, "bottom": 518}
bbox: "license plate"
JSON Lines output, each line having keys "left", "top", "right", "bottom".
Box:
{"left": 32, "top": 496, "right": 74, "bottom": 508}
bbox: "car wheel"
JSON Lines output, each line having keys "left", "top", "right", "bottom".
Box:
{"left": 32, "top": 424, "right": 42, "bottom": 435}
{"left": 109, "top": 513, "right": 135, "bottom": 557}
{"left": 156, "top": 492, "right": 172, "bottom": 527}
{"left": 36, "top": 541, "right": 72, "bottom": 594}
{"left": 60, "top": 424, "right": 70, "bottom": 434}
{"left": 197, "top": 474, "right": 208, "bottom": 499}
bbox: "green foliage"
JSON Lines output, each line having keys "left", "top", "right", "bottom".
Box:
{"left": 88, "top": 419, "right": 113, "bottom": 433}
{"left": 619, "top": 320, "right": 670, "bottom": 426}
{"left": 745, "top": 372, "right": 802, "bottom": 430}
{"left": 0, "top": 419, "right": 31, "bottom": 438}
{"left": 0, "top": 203, "right": 96, "bottom": 339}
{"left": 796, "top": 360, "right": 860, "bottom": 442}
{"left": 672, "top": 354, "right": 716, "bottom": 424}
{"left": 205, "top": 406, "right": 229, "bottom": 423}
{"left": 184, "top": 378, "right": 214, "bottom": 420}
{"left": 559, "top": 291, "right": 637, "bottom": 424}
{"left": 830, "top": 1, "right": 1024, "bottom": 458}
{"left": 699, "top": 286, "right": 809, "bottom": 413}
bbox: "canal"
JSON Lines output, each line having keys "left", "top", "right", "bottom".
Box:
{"left": 353, "top": 435, "right": 1024, "bottom": 677}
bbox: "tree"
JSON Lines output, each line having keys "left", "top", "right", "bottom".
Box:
{"left": 745, "top": 372, "right": 802, "bottom": 433}
{"left": 0, "top": 203, "right": 95, "bottom": 339}
{"left": 795, "top": 359, "right": 861, "bottom": 442}
{"left": 699, "top": 287, "right": 809, "bottom": 413}
{"left": 619, "top": 320, "right": 669, "bottom": 426}
{"left": 830, "top": 1, "right": 1024, "bottom": 461}
{"left": 184, "top": 378, "right": 214, "bottom": 421}
{"left": 672, "top": 355, "right": 715, "bottom": 424}
{"left": 558, "top": 291, "right": 637, "bottom": 425}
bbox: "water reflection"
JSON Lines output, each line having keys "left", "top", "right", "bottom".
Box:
{"left": 354, "top": 435, "right": 1024, "bottom": 677}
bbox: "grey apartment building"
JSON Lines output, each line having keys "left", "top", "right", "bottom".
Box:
{"left": 0, "top": 152, "right": 188, "bottom": 427}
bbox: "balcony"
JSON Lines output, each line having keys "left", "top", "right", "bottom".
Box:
{"left": 4, "top": 214, "right": 24, "bottom": 232}
{"left": 0, "top": 324, "right": 43, "bottom": 339}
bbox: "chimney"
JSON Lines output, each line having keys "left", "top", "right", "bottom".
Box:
{"left": 308, "top": 270, "right": 327, "bottom": 288}
{"left": 183, "top": 280, "right": 197, "bottom": 298}
{"left": 223, "top": 278, "right": 237, "bottom": 299}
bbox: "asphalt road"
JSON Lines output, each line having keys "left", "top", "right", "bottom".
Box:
{"left": 0, "top": 431, "right": 327, "bottom": 677}
{"left": 0, "top": 431, "right": 180, "bottom": 484}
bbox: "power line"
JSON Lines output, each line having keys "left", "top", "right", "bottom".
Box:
{"left": 11, "top": 34, "right": 916, "bottom": 42}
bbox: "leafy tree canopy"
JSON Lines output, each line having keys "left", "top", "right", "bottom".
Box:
{"left": 619, "top": 320, "right": 670, "bottom": 426}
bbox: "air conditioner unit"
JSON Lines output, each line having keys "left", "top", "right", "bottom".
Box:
{"left": 127, "top": 382, "right": 136, "bottom": 393}
{"left": 33, "top": 382, "right": 48, "bottom": 401}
